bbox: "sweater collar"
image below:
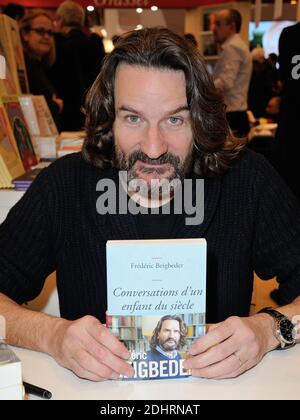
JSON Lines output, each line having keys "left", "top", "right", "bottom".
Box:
{"left": 91, "top": 167, "right": 221, "bottom": 240}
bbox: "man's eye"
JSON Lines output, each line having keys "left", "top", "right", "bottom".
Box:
{"left": 168, "top": 116, "right": 183, "bottom": 125}
{"left": 126, "top": 115, "right": 140, "bottom": 124}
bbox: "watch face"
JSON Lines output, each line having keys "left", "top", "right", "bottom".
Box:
{"left": 279, "top": 318, "right": 296, "bottom": 344}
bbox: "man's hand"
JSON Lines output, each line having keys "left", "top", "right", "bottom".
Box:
{"left": 183, "top": 314, "right": 279, "bottom": 379}
{"left": 49, "top": 315, "right": 135, "bottom": 381}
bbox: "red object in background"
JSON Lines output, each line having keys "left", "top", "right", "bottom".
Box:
{"left": 0, "top": 0, "right": 229, "bottom": 9}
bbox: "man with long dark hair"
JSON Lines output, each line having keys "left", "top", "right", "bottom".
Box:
{"left": 0, "top": 27, "right": 299, "bottom": 382}
{"left": 148, "top": 316, "right": 186, "bottom": 360}
{"left": 134, "top": 316, "right": 188, "bottom": 380}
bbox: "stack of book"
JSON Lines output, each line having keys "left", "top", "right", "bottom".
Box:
{"left": 12, "top": 161, "right": 51, "bottom": 192}
{"left": 57, "top": 131, "right": 85, "bottom": 157}
{"left": 12, "top": 168, "right": 42, "bottom": 191}
{"left": 0, "top": 341, "right": 23, "bottom": 400}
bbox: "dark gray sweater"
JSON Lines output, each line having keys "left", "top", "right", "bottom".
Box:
{"left": 1, "top": 150, "right": 300, "bottom": 323}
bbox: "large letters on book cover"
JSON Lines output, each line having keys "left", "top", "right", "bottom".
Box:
{"left": 106, "top": 238, "right": 206, "bottom": 380}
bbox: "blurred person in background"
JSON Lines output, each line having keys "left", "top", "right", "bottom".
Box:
{"left": 213, "top": 9, "right": 252, "bottom": 138}
{"left": 55, "top": 1, "right": 105, "bottom": 92}
{"left": 20, "top": 9, "right": 63, "bottom": 129}
{"left": 271, "top": 22, "right": 300, "bottom": 201}
{"left": 2, "top": 2, "right": 25, "bottom": 22}
{"left": 51, "top": 0, "right": 105, "bottom": 130}
{"left": 248, "top": 48, "right": 274, "bottom": 118}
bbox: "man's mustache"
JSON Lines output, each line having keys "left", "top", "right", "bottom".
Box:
{"left": 127, "top": 151, "right": 180, "bottom": 170}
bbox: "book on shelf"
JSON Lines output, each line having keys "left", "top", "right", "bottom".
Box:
{"left": 30, "top": 95, "right": 58, "bottom": 137}
{"left": 106, "top": 238, "right": 206, "bottom": 380}
{"left": 19, "top": 95, "right": 58, "bottom": 159}
{"left": 2, "top": 95, "right": 38, "bottom": 170}
{"left": 0, "top": 14, "right": 29, "bottom": 95}
{"left": 0, "top": 341, "right": 23, "bottom": 400}
{"left": 0, "top": 29, "right": 18, "bottom": 95}
{"left": 0, "top": 53, "right": 5, "bottom": 80}
{"left": 0, "top": 98, "right": 25, "bottom": 188}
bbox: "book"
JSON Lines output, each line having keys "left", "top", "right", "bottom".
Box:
{"left": 0, "top": 341, "right": 23, "bottom": 400}
{"left": 0, "top": 15, "right": 29, "bottom": 95}
{"left": 31, "top": 96, "right": 58, "bottom": 137}
{"left": 57, "top": 131, "right": 85, "bottom": 157}
{"left": 0, "top": 30, "right": 18, "bottom": 95}
{"left": 12, "top": 167, "right": 44, "bottom": 191}
{"left": 0, "top": 53, "right": 5, "bottom": 80}
{"left": 106, "top": 238, "right": 206, "bottom": 380}
{"left": 2, "top": 96, "right": 38, "bottom": 170}
{"left": 0, "top": 99, "right": 25, "bottom": 187}
{"left": 19, "top": 95, "right": 59, "bottom": 159}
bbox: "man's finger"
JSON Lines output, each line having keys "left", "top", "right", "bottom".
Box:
{"left": 84, "top": 333, "right": 135, "bottom": 378}
{"left": 188, "top": 322, "right": 234, "bottom": 355}
{"left": 184, "top": 336, "right": 237, "bottom": 370}
{"left": 73, "top": 349, "right": 122, "bottom": 380}
{"left": 191, "top": 353, "right": 242, "bottom": 379}
{"left": 69, "top": 356, "right": 113, "bottom": 382}
{"left": 86, "top": 319, "right": 131, "bottom": 360}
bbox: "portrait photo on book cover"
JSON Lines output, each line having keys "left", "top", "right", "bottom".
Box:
{"left": 107, "top": 313, "right": 205, "bottom": 380}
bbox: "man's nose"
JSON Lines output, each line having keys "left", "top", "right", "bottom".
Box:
{"left": 140, "top": 125, "right": 167, "bottom": 159}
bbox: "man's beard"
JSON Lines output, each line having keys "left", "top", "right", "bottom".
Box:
{"left": 159, "top": 337, "right": 179, "bottom": 351}
{"left": 115, "top": 147, "right": 194, "bottom": 199}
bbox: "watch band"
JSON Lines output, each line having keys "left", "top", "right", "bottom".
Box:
{"left": 258, "top": 307, "right": 285, "bottom": 321}
{"left": 258, "top": 307, "right": 296, "bottom": 350}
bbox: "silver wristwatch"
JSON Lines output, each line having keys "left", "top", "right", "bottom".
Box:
{"left": 258, "top": 307, "right": 297, "bottom": 350}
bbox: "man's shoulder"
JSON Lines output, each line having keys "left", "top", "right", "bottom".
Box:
{"left": 224, "top": 149, "right": 277, "bottom": 184}
{"left": 225, "top": 35, "right": 250, "bottom": 58}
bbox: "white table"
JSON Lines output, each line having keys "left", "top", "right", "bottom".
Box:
{"left": 0, "top": 191, "right": 24, "bottom": 224}
{"left": 14, "top": 345, "right": 300, "bottom": 400}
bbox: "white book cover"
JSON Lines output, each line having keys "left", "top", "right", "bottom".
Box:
{"left": 106, "top": 238, "right": 206, "bottom": 380}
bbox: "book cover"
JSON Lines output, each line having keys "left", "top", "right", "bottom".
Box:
{"left": 0, "top": 156, "right": 12, "bottom": 188}
{"left": 0, "top": 38, "right": 18, "bottom": 95}
{"left": 3, "top": 96, "right": 38, "bottom": 170}
{"left": 19, "top": 95, "right": 40, "bottom": 136}
{"left": 0, "top": 100, "right": 25, "bottom": 184}
{"left": 106, "top": 238, "right": 206, "bottom": 380}
{"left": 0, "top": 15, "right": 29, "bottom": 95}
{"left": 31, "top": 96, "right": 58, "bottom": 136}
